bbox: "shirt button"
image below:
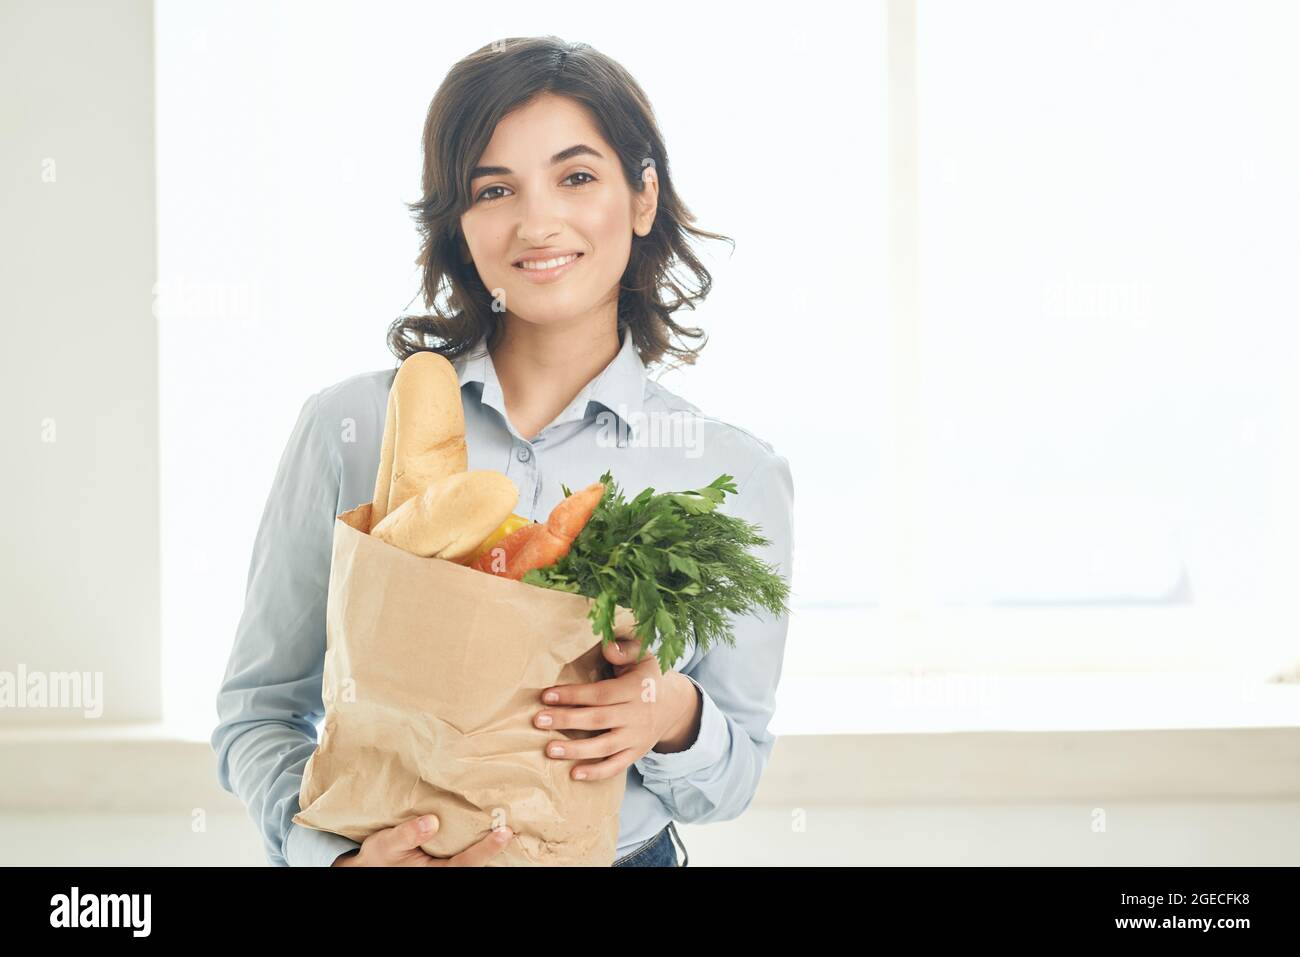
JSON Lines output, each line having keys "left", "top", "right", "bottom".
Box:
{"left": 516, "top": 446, "right": 532, "bottom": 462}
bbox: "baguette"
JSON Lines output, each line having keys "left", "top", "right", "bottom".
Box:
{"left": 369, "top": 383, "right": 398, "bottom": 531}
{"left": 374, "top": 351, "right": 468, "bottom": 527}
{"left": 371, "top": 470, "right": 519, "bottom": 563}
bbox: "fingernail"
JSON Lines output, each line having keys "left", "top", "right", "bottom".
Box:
{"left": 495, "top": 828, "right": 512, "bottom": 841}
{"left": 536, "top": 713, "right": 552, "bottom": 727}
{"left": 574, "top": 770, "right": 587, "bottom": 780}
{"left": 549, "top": 744, "right": 565, "bottom": 757}
{"left": 418, "top": 815, "right": 433, "bottom": 833}
{"left": 544, "top": 691, "right": 559, "bottom": 704}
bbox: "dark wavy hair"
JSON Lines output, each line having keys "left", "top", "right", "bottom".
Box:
{"left": 387, "top": 36, "right": 733, "bottom": 371}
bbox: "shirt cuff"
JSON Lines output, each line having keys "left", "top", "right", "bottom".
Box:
{"left": 285, "top": 821, "right": 362, "bottom": 867}
{"left": 634, "top": 673, "right": 728, "bottom": 782}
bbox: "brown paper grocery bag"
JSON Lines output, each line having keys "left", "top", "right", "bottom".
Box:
{"left": 293, "top": 502, "right": 630, "bottom": 866}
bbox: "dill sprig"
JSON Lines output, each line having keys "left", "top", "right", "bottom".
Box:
{"left": 521, "top": 471, "right": 791, "bottom": 673}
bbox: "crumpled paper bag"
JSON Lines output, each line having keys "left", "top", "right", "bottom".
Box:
{"left": 293, "top": 502, "right": 630, "bottom": 866}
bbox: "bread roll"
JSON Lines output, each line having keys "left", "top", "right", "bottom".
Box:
{"left": 371, "top": 470, "right": 519, "bottom": 563}
{"left": 384, "top": 351, "right": 468, "bottom": 522}
{"left": 369, "top": 382, "right": 398, "bottom": 531}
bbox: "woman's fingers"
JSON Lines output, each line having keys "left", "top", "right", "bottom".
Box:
{"left": 570, "top": 749, "right": 637, "bottom": 782}
{"left": 434, "top": 827, "right": 514, "bottom": 867}
{"left": 536, "top": 704, "right": 619, "bottom": 732}
{"left": 602, "top": 637, "right": 642, "bottom": 667}
{"left": 340, "top": 814, "right": 440, "bottom": 866}
{"left": 387, "top": 814, "right": 439, "bottom": 854}
{"left": 544, "top": 729, "right": 628, "bottom": 763}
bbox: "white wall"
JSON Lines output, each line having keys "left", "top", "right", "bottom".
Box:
{"left": 0, "top": 0, "right": 160, "bottom": 724}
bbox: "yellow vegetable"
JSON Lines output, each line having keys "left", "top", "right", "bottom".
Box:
{"left": 467, "top": 513, "right": 533, "bottom": 564}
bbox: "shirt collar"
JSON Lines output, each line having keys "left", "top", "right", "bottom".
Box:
{"left": 452, "top": 327, "right": 646, "bottom": 440}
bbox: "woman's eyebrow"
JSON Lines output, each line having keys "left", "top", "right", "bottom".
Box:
{"left": 470, "top": 144, "right": 605, "bottom": 182}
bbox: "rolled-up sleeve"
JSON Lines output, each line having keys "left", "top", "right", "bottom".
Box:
{"left": 633, "top": 451, "right": 795, "bottom": 823}
{"left": 211, "top": 389, "right": 362, "bottom": 867}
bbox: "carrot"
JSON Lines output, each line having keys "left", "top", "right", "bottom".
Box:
{"left": 472, "top": 482, "right": 605, "bottom": 580}
{"left": 471, "top": 521, "right": 542, "bottom": 575}
{"left": 544, "top": 482, "right": 606, "bottom": 541}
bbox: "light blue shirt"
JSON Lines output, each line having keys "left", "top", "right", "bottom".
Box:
{"left": 211, "top": 327, "right": 795, "bottom": 866}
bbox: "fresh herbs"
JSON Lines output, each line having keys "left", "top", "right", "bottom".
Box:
{"left": 521, "top": 471, "right": 791, "bottom": 673}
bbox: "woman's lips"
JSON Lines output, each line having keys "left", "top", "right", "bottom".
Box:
{"left": 512, "top": 252, "right": 584, "bottom": 284}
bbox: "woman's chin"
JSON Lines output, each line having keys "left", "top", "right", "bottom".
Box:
{"left": 506, "top": 287, "right": 598, "bottom": 317}
{"left": 504, "top": 302, "right": 597, "bottom": 328}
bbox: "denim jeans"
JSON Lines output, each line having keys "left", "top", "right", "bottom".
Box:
{"left": 612, "top": 821, "right": 689, "bottom": 867}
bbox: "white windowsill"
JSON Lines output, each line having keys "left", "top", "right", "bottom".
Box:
{"left": 771, "top": 670, "right": 1300, "bottom": 735}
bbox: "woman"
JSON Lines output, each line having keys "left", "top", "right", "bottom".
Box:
{"left": 212, "top": 36, "right": 794, "bottom": 868}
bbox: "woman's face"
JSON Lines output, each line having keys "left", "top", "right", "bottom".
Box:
{"left": 460, "top": 92, "right": 657, "bottom": 331}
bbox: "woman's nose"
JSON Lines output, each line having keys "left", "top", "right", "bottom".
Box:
{"left": 515, "top": 188, "right": 565, "bottom": 241}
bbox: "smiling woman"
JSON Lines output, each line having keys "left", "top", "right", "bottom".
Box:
{"left": 212, "top": 33, "right": 795, "bottom": 870}
{"left": 387, "top": 37, "right": 733, "bottom": 371}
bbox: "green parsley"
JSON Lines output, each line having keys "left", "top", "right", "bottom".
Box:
{"left": 521, "top": 471, "right": 791, "bottom": 673}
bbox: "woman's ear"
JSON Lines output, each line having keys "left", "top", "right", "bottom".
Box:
{"left": 633, "top": 164, "right": 659, "bottom": 238}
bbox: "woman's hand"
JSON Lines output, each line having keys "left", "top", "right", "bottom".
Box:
{"left": 534, "top": 637, "right": 702, "bottom": 782}
{"left": 331, "top": 814, "right": 513, "bottom": 866}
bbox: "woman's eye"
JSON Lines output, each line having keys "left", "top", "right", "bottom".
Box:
{"left": 475, "top": 172, "right": 593, "bottom": 203}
